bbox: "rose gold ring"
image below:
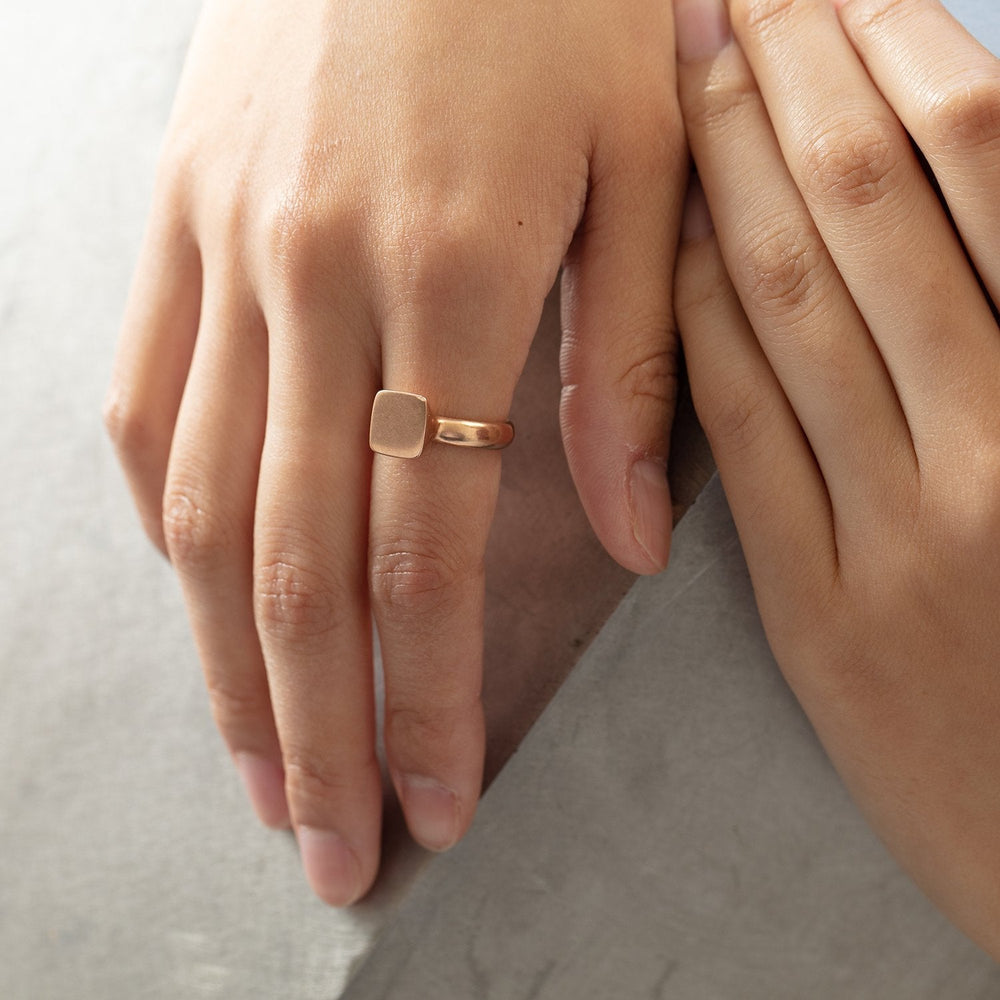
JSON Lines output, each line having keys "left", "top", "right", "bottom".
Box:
{"left": 369, "top": 390, "right": 515, "bottom": 458}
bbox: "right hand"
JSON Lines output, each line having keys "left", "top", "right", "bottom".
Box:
{"left": 673, "top": 0, "right": 1000, "bottom": 956}
{"left": 105, "top": 0, "right": 687, "bottom": 905}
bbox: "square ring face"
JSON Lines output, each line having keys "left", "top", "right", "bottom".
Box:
{"left": 369, "top": 390, "right": 430, "bottom": 458}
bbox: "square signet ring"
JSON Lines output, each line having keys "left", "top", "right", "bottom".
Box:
{"left": 369, "top": 390, "right": 515, "bottom": 459}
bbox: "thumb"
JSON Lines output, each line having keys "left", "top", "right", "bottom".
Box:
{"left": 559, "top": 119, "right": 687, "bottom": 575}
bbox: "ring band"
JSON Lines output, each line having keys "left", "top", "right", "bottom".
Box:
{"left": 369, "top": 390, "right": 515, "bottom": 458}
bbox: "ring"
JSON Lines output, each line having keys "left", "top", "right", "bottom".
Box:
{"left": 369, "top": 390, "right": 515, "bottom": 458}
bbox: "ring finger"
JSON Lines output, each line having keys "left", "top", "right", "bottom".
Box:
{"left": 253, "top": 294, "right": 383, "bottom": 908}
{"left": 370, "top": 252, "right": 539, "bottom": 854}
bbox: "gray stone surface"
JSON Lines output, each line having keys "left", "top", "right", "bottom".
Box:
{"left": 1, "top": 1, "right": 998, "bottom": 998}
{"left": 345, "top": 479, "right": 1000, "bottom": 999}
{"left": 0, "top": 3, "right": 383, "bottom": 998}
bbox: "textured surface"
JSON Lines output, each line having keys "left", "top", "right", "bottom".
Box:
{"left": 1, "top": 1, "right": 997, "bottom": 998}
{"left": 0, "top": 9, "right": 376, "bottom": 998}
{"left": 345, "top": 0, "right": 1000, "bottom": 995}
{"left": 346, "top": 479, "right": 1000, "bottom": 999}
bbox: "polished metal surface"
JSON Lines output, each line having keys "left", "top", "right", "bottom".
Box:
{"left": 370, "top": 389, "right": 514, "bottom": 457}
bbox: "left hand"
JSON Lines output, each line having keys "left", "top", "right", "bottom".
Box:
{"left": 105, "top": 0, "right": 686, "bottom": 907}
{"left": 673, "top": 0, "right": 1000, "bottom": 956}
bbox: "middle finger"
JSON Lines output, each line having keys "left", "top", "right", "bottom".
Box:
{"left": 253, "top": 293, "right": 382, "bottom": 908}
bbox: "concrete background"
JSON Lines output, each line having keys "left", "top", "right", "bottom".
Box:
{"left": 1, "top": 1, "right": 997, "bottom": 997}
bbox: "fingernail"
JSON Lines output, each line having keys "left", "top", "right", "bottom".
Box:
{"left": 675, "top": 0, "right": 732, "bottom": 63}
{"left": 234, "top": 753, "right": 291, "bottom": 829}
{"left": 681, "top": 178, "right": 714, "bottom": 242}
{"left": 630, "top": 459, "right": 672, "bottom": 572}
{"left": 396, "top": 773, "right": 461, "bottom": 852}
{"left": 297, "top": 826, "right": 364, "bottom": 907}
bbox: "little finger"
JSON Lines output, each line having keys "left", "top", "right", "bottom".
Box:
{"left": 105, "top": 209, "right": 202, "bottom": 553}
{"left": 254, "top": 306, "right": 382, "bottom": 908}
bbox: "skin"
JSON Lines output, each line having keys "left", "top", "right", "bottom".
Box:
{"left": 673, "top": 0, "right": 1000, "bottom": 960}
{"left": 104, "top": 0, "right": 687, "bottom": 905}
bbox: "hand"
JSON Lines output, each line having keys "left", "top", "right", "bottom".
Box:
{"left": 104, "top": 0, "right": 686, "bottom": 905}
{"left": 673, "top": 0, "right": 1000, "bottom": 956}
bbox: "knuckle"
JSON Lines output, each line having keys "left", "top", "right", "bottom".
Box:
{"left": 103, "top": 385, "right": 170, "bottom": 553}
{"left": 925, "top": 76, "right": 1000, "bottom": 154}
{"left": 800, "top": 117, "right": 902, "bottom": 211}
{"left": 842, "top": 0, "right": 910, "bottom": 34}
{"left": 156, "top": 123, "right": 200, "bottom": 194}
{"left": 282, "top": 751, "right": 354, "bottom": 810}
{"left": 731, "top": 0, "right": 797, "bottom": 39}
{"left": 210, "top": 187, "right": 251, "bottom": 255}
{"left": 204, "top": 676, "right": 270, "bottom": 737}
{"left": 930, "top": 437, "right": 1000, "bottom": 541}
{"left": 613, "top": 340, "right": 678, "bottom": 407}
{"left": 645, "top": 100, "right": 687, "bottom": 158}
{"left": 258, "top": 187, "right": 361, "bottom": 308}
{"left": 409, "top": 202, "right": 481, "bottom": 261}
{"left": 764, "top": 576, "right": 847, "bottom": 679}
{"left": 370, "top": 531, "right": 472, "bottom": 624}
{"left": 385, "top": 702, "right": 470, "bottom": 760}
{"left": 684, "top": 68, "right": 762, "bottom": 136}
{"left": 783, "top": 324, "right": 852, "bottom": 392}
{"left": 262, "top": 188, "right": 316, "bottom": 275}
{"left": 737, "top": 220, "right": 826, "bottom": 318}
{"left": 102, "top": 384, "right": 149, "bottom": 458}
{"left": 699, "top": 370, "right": 779, "bottom": 458}
{"left": 152, "top": 146, "right": 197, "bottom": 217}
{"left": 379, "top": 195, "right": 525, "bottom": 314}
{"left": 392, "top": 208, "right": 483, "bottom": 288}
{"left": 162, "top": 484, "right": 235, "bottom": 573}
{"left": 254, "top": 552, "right": 351, "bottom": 646}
